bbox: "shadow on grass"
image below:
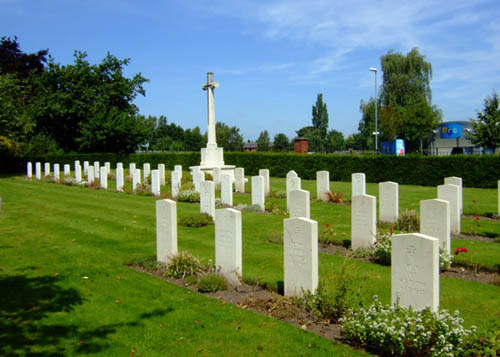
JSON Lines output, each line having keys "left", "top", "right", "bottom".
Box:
{"left": 0, "top": 275, "right": 173, "bottom": 355}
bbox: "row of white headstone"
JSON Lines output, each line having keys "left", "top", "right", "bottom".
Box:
{"left": 27, "top": 161, "right": 184, "bottom": 197}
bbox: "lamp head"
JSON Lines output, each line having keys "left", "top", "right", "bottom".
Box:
{"left": 369, "top": 67, "right": 377, "bottom": 72}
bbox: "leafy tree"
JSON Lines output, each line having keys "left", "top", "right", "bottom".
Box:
{"left": 30, "top": 51, "right": 149, "bottom": 153}
{"left": 325, "top": 129, "right": 345, "bottom": 152}
{"left": 184, "top": 126, "right": 206, "bottom": 151}
{"left": 296, "top": 126, "right": 323, "bottom": 152}
{"left": 380, "top": 48, "right": 432, "bottom": 108}
{"left": 466, "top": 91, "right": 500, "bottom": 151}
{"left": 215, "top": 122, "right": 244, "bottom": 151}
{"left": 399, "top": 101, "right": 441, "bottom": 152}
{"left": 0, "top": 73, "right": 35, "bottom": 142}
{"left": 357, "top": 99, "right": 376, "bottom": 150}
{"left": 312, "top": 93, "right": 329, "bottom": 141}
{"left": 0, "top": 37, "right": 48, "bottom": 79}
{"left": 344, "top": 134, "right": 365, "bottom": 150}
{"left": 272, "top": 133, "right": 290, "bottom": 152}
{"left": 256, "top": 130, "right": 271, "bottom": 151}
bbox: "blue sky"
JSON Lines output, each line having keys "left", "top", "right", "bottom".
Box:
{"left": 2, "top": 0, "right": 500, "bottom": 142}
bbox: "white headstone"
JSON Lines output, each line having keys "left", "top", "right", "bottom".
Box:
{"left": 437, "top": 184, "right": 460, "bottom": 234}
{"left": 284, "top": 217, "right": 318, "bottom": 297}
{"left": 74, "top": 160, "right": 80, "bottom": 169}
{"left": 289, "top": 189, "right": 310, "bottom": 219}
{"left": 63, "top": 164, "right": 70, "bottom": 177}
{"left": 156, "top": 199, "right": 178, "bottom": 264}
{"left": 87, "top": 166, "right": 95, "bottom": 184}
{"left": 200, "top": 181, "right": 215, "bottom": 218}
{"left": 444, "top": 176, "right": 463, "bottom": 214}
{"left": 379, "top": 181, "right": 399, "bottom": 223}
{"left": 99, "top": 166, "right": 108, "bottom": 189}
{"left": 44, "top": 162, "right": 50, "bottom": 177}
{"left": 158, "top": 164, "right": 165, "bottom": 185}
{"left": 259, "top": 169, "right": 270, "bottom": 196}
{"left": 316, "top": 171, "right": 330, "bottom": 202}
{"left": 171, "top": 170, "right": 181, "bottom": 198}
{"left": 352, "top": 173, "right": 366, "bottom": 197}
{"left": 212, "top": 167, "right": 221, "bottom": 190}
{"left": 132, "top": 169, "right": 141, "bottom": 192}
{"left": 116, "top": 167, "right": 124, "bottom": 191}
{"left": 53, "top": 164, "right": 60, "bottom": 181}
{"left": 143, "top": 163, "right": 151, "bottom": 180}
{"left": 75, "top": 164, "right": 82, "bottom": 184}
{"left": 234, "top": 167, "right": 245, "bottom": 193}
{"left": 287, "top": 176, "right": 301, "bottom": 210}
{"left": 420, "top": 199, "right": 451, "bottom": 254}
{"left": 151, "top": 169, "right": 160, "bottom": 196}
{"left": 105, "top": 162, "right": 111, "bottom": 175}
{"left": 94, "top": 161, "right": 100, "bottom": 179}
{"left": 286, "top": 170, "right": 298, "bottom": 209}
{"left": 192, "top": 169, "right": 202, "bottom": 193}
{"left": 27, "top": 162, "right": 32, "bottom": 178}
{"left": 83, "top": 161, "right": 89, "bottom": 175}
{"left": 351, "top": 194, "right": 377, "bottom": 250}
{"left": 174, "top": 165, "right": 182, "bottom": 175}
{"left": 392, "top": 233, "right": 439, "bottom": 313}
{"left": 129, "top": 163, "right": 136, "bottom": 178}
{"left": 215, "top": 208, "right": 242, "bottom": 285}
{"left": 251, "top": 176, "right": 265, "bottom": 211}
{"left": 35, "top": 162, "right": 41, "bottom": 180}
{"left": 117, "top": 162, "right": 123, "bottom": 170}
{"left": 221, "top": 174, "right": 233, "bottom": 206}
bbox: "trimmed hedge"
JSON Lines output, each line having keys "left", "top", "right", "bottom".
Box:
{"left": 10, "top": 152, "right": 500, "bottom": 188}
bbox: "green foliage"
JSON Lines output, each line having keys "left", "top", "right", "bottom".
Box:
{"left": 459, "top": 325, "right": 500, "bottom": 357}
{"left": 395, "top": 209, "right": 420, "bottom": 232}
{"left": 319, "top": 224, "right": 339, "bottom": 245}
{"left": 370, "top": 233, "right": 392, "bottom": 265}
{"left": 164, "top": 251, "right": 204, "bottom": 279}
{"left": 312, "top": 93, "right": 329, "bottom": 140}
{"left": 264, "top": 201, "right": 288, "bottom": 216}
{"left": 340, "top": 297, "right": 475, "bottom": 356}
{"left": 440, "top": 249, "right": 453, "bottom": 271}
{"left": 215, "top": 122, "right": 244, "bottom": 151}
{"left": 197, "top": 273, "right": 228, "bottom": 292}
{"left": 179, "top": 213, "right": 214, "bottom": 227}
{"left": 296, "top": 126, "right": 324, "bottom": 153}
{"left": 256, "top": 130, "right": 271, "bottom": 151}
{"left": 176, "top": 189, "right": 200, "bottom": 203}
{"left": 269, "top": 189, "right": 286, "bottom": 198}
{"left": 325, "top": 129, "right": 345, "bottom": 152}
{"left": 272, "top": 133, "right": 290, "bottom": 152}
{"left": 466, "top": 91, "right": 500, "bottom": 150}
{"left": 304, "top": 261, "right": 366, "bottom": 322}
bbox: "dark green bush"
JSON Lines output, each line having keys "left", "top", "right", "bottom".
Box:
{"left": 197, "top": 273, "right": 228, "bottom": 292}
{"left": 164, "top": 251, "right": 204, "bottom": 279}
{"left": 179, "top": 213, "right": 214, "bottom": 227}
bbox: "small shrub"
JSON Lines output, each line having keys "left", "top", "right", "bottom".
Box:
{"left": 184, "top": 274, "right": 198, "bottom": 286}
{"left": 340, "top": 297, "right": 475, "bottom": 356}
{"left": 179, "top": 213, "right": 214, "bottom": 227}
{"left": 180, "top": 182, "right": 195, "bottom": 191}
{"left": 459, "top": 326, "right": 500, "bottom": 356}
{"left": 304, "top": 261, "right": 366, "bottom": 322}
{"left": 269, "top": 189, "right": 286, "bottom": 198}
{"left": 395, "top": 209, "right": 420, "bottom": 232}
{"left": 177, "top": 189, "right": 200, "bottom": 203}
{"left": 197, "top": 273, "right": 228, "bottom": 292}
{"left": 165, "top": 251, "right": 204, "bottom": 279}
{"left": 264, "top": 201, "right": 288, "bottom": 216}
{"left": 319, "top": 223, "right": 339, "bottom": 245}
{"left": 327, "top": 191, "right": 344, "bottom": 203}
{"left": 204, "top": 173, "right": 213, "bottom": 181}
{"left": 440, "top": 249, "right": 453, "bottom": 271}
{"left": 241, "top": 204, "right": 264, "bottom": 212}
{"left": 371, "top": 233, "right": 392, "bottom": 265}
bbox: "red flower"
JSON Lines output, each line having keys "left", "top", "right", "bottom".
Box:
{"left": 475, "top": 216, "right": 480, "bottom": 221}
{"left": 454, "top": 247, "right": 468, "bottom": 255}
{"left": 326, "top": 223, "right": 330, "bottom": 228}
{"left": 472, "top": 200, "right": 476, "bottom": 203}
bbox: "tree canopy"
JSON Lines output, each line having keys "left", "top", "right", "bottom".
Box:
{"left": 256, "top": 130, "right": 271, "bottom": 151}
{"left": 466, "top": 91, "right": 500, "bottom": 151}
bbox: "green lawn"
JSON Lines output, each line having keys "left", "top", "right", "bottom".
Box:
{"left": 1, "top": 173, "right": 500, "bottom": 355}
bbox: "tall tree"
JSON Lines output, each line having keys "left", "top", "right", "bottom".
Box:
{"left": 312, "top": 93, "right": 329, "bottom": 145}
{"left": 466, "top": 91, "right": 500, "bottom": 151}
{"left": 273, "top": 133, "right": 290, "bottom": 152}
{"left": 0, "top": 37, "right": 48, "bottom": 79}
{"left": 256, "top": 130, "right": 271, "bottom": 151}
{"left": 215, "top": 122, "right": 244, "bottom": 151}
{"left": 325, "top": 129, "right": 345, "bottom": 152}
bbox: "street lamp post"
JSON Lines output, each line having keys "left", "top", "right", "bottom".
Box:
{"left": 369, "top": 67, "right": 379, "bottom": 154}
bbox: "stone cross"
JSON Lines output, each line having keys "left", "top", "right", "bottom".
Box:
{"left": 202, "top": 72, "right": 220, "bottom": 150}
